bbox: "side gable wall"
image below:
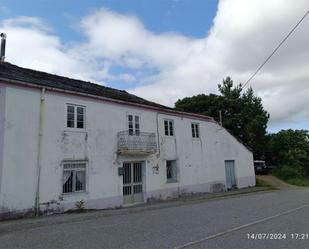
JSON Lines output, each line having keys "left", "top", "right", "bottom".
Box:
{"left": 0, "top": 86, "right": 40, "bottom": 214}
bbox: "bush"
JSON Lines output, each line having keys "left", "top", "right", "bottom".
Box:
{"left": 273, "top": 163, "right": 309, "bottom": 186}
{"left": 286, "top": 178, "right": 309, "bottom": 187}
{"left": 274, "top": 164, "right": 303, "bottom": 180}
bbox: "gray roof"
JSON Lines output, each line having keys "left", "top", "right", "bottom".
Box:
{"left": 0, "top": 62, "right": 169, "bottom": 109}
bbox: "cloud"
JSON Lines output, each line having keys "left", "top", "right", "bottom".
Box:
{"left": 2, "top": 16, "right": 52, "bottom": 32}
{"left": 76, "top": 3, "right": 309, "bottom": 128}
{"left": 1, "top": 1, "right": 309, "bottom": 130}
{"left": 203, "top": 0, "right": 309, "bottom": 126}
{"left": 79, "top": 7, "right": 202, "bottom": 70}
{"left": 0, "top": 16, "right": 108, "bottom": 82}
{"left": 78, "top": 7, "right": 215, "bottom": 100}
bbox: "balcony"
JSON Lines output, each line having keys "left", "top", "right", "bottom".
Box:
{"left": 117, "top": 130, "right": 157, "bottom": 155}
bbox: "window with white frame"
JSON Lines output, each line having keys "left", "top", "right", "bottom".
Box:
{"left": 63, "top": 161, "right": 86, "bottom": 193}
{"left": 191, "top": 123, "right": 200, "bottom": 138}
{"left": 166, "top": 160, "right": 177, "bottom": 182}
{"left": 66, "top": 104, "right": 85, "bottom": 129}
{"left": 128, "top": 114, "right": 140, "bottom": 135}
{"left": 164, "top": 120, "right": 174, "bottom": 136}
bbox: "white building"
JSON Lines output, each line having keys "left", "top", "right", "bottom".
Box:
{"left": 0, "top": 62, "right": 255, "bottom": 219}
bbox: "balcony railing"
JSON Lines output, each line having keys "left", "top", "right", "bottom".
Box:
{"left": 117, "top": 131, "right": 157, "bottom": 155}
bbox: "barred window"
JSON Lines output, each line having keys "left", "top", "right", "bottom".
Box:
{"left": 66, "top": 104, "right": 85, "bottom": 129}
{"left": 63, "top": 162, "right": 86, "bottom": 193}
{"left": 191, "top": 123, "right": 200, "bottom": 138}
{"left": 164, "top": 120, "right": 174, "bottom": 136}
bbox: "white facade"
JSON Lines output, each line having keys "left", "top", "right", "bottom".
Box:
{"left": 0, "top": 83, "right": 255, "bottom": 218}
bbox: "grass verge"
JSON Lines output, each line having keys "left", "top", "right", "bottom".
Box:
{"left": 255, "top": 177, "right": 278, "bottom": 190}
{"left": 273, "top": 168, "right": 309, "bottom": 187}
{"left": 283, "top": 178, "right": 309, "bottom": 187}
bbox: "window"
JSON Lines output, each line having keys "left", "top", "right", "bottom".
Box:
{"left": 164, "top": 120, "right": 174, "bottom": 136}
{"left": 67, "top": 105, "right": 75, "bottom": 128}
{"left": 191, "top": 123, "right": 200, "bottom": 138}
{"left": 128, "top": 114, "right": 140, "bottom": 135}
{"left": 166, "top": 160, "right": 177, "bottom": 182}
{"left": 66, "top": 104, "right": 85, "bottom": 129}
{"left": 63, "top": 162, "right": 86, "bottom": 193}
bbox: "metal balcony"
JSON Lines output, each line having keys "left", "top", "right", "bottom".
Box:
{"left": 117, "top": 131, "right": 157, "bottom": 155}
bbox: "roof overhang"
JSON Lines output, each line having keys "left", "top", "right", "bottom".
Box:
{"left": 0, "top": 77, "right": 215, "bottom": 123}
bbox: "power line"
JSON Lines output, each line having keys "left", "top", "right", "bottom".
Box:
{"left": 243, "top": 9, "right": 309, "bottom": 89}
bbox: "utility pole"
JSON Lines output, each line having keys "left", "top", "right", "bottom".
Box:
{"left": 219, "top": 110, "right": 222, "bottom": 126}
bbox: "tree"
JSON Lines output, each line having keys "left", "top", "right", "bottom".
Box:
{"left": 175, "top": 77, "right": 270, "bottom": 158}
{"left": 267, "top": 129, "right": 309, "bottom": 178}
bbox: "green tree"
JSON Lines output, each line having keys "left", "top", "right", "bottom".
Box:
{"left": 267, "top": 129, "right": 309, "bottom": 178}
{"left": 175, "top": 77, "right": 269, "bottom": 158}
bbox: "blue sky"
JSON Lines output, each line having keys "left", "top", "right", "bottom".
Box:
{"left": 0, "top": 0, "right": 218, "bottom": 41}
{"left": 0, "top": 0, "right": 218, "bottom": 89}
{"left": 0, "top": 0, "right": 308, "bottom": 132}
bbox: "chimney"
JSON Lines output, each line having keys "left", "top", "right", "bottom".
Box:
{"left": 0, "top": 33, "right": 7, "bottom": 62}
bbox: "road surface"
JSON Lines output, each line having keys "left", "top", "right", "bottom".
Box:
{"left": 0, "top": 188, "right": 309, "bottom": 249}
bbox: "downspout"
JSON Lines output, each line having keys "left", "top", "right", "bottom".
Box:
{"left": 155, "top": 112, "right": 160, "bottom": 156}
{"left": 35, "top": 88, "right": 45, "bottom": 216}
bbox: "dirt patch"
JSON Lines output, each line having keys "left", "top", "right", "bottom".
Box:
{"left": 256, "top": 175, "right": 301, "bottom": 190}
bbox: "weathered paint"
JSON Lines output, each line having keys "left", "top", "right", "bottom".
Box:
{"left": 0, "top": 86, "right": 6, "bottom": 204}
{"left": 0, "top": 85, "right": 255, "bottom": 218}
{"left": 0, "top": 86, "right": 40, "bottom": 217}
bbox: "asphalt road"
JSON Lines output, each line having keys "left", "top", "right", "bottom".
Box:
{"left": 1, "top": 189, "right": 309, "bottom": 249}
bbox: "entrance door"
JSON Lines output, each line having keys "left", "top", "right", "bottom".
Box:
{"left": 123, "top": 162, "right": 143, "bottom": 204}
{"left": 225, "top": 160, "right": 237, "bottom": 189}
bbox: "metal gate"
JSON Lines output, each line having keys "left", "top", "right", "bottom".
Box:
{"left": 123, "top": 162, "right": 143, "bottom": 204}
{"left": 225, "top": 160, "right": 237, "bottom": 189}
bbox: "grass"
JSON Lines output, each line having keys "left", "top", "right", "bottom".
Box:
{"left": 255, "top": 177, "right": 277, "bottom": 189}
{"left": 284, "top": 178, "right": 309, "bottom": 187}
{"left": 272, "top": 167, "right": 309, "bottom": 187}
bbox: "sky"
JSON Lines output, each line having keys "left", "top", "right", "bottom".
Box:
{"left": 0, "top": 0, "right": 308, "bottom": 133}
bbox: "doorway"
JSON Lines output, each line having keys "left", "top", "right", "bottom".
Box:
{"left": 225, "top": 160, "right": 237, "bottom": 189}
{"left": 123, "top": 162, "right": 144, "bottom": 204}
